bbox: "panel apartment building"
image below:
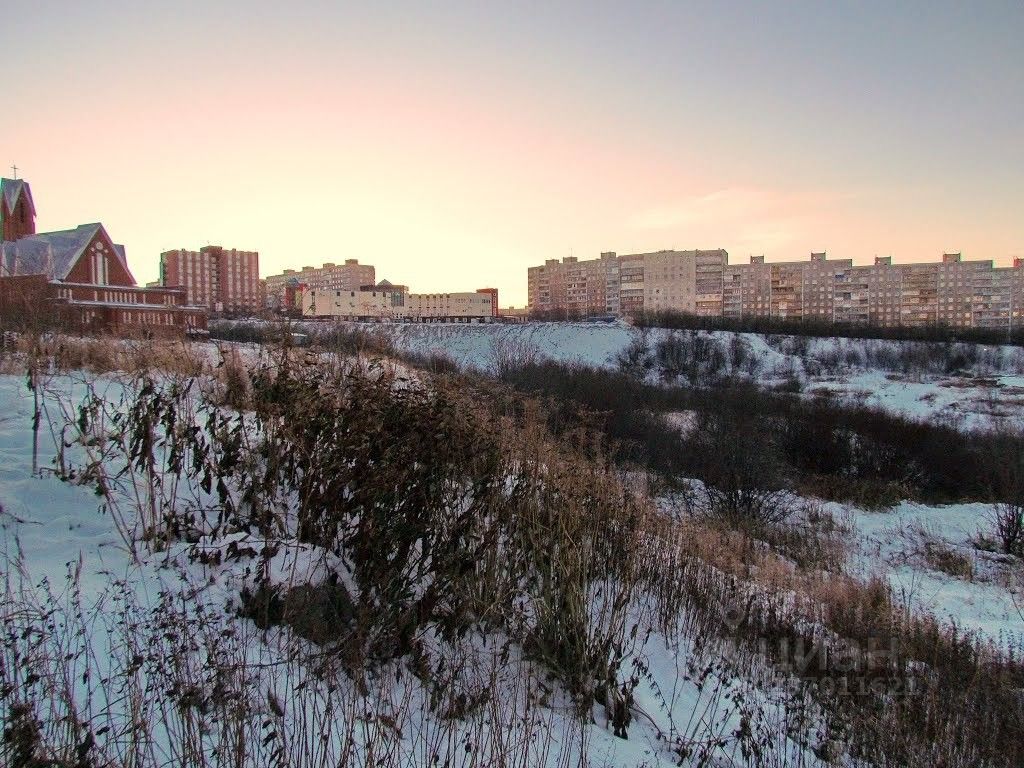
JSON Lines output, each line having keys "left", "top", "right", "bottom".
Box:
{"left": 527, "top": 249, "right": 728, "bottom": 318}
{"left": 265, "top": 259, "right": 375, "bottom": 309}
{"left": 160, "top": 245, "right": 260, "bottom": 315}
{"left": 724, "top": 252, "right": 1023, "bottom": 330}
{"left": 528, "top": 250, "right": 1024, "bottom": 331}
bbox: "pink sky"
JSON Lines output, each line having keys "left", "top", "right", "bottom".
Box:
{"left": 3, "top": 3, "right": 1021, "bottom": 306}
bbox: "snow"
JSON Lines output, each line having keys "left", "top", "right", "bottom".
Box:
{"left": 377, "top": 321, "right": 639, "bottom": 370}
{"left": 0, "top": 370, "right": 816, "bottom": 766}
{"left": 6, "top": 345, "right": 1021, "bottom": 764}
{"left": 353, "top": 321, "right": 1024, "bottom": 429}
{"left": 839, "top": 500, "right": 1024, "bottom": 645}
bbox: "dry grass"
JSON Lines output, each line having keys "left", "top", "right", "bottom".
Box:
{"left": 4, "top": 334, "right": 1024, "bottom": 767}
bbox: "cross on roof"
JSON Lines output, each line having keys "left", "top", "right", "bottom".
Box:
{"left": 10, "top": 164, "right": 17, "bottom": 179}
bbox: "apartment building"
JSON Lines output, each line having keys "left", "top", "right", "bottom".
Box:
{"left": 724, "top": 253, "right": 854, "bottom": 322}
{"left": 723, "top": 255, "right": 772, "bottom": 320}
{"left": 527, "top": 249, "right": 726, "bottom": 318}
{"left": 527, "top": 252, "right": 620, "bottom": 317}
{"left": 160, "top": 245, "right": 259, "bottom": 314}
{"left": 527, "top": 249, "right": 1024, "bottom": 331}
{"left": 265, "top": 259, "right": 375, "bottom": 308}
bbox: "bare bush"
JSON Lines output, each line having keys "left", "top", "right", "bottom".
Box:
{"left": 990, "top": 503, "right": 1024, "bottom": 556}
{"left": 489, "top": 330, "right": 540, "bottom": 376}
{"left": 653, "top": 330, "right": 727, "bottom": 386}
{"left": 691, "top": 400, "right": 796, "bottom": 527}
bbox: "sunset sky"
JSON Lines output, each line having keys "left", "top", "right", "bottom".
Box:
{"left": 3, "top": 1, "right": 1022, "bottom": 306}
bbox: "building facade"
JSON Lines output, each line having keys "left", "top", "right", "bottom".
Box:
{"left": 301, "top": 283, "right": 496, "bottom": 322}
{"left": 265, "top": 260, "right": 375, "bottom": 310}
{"left": 160, "top": 245, "right": 260, "bottom": 315}
{"left": 527, "top": 248, "right": 1024, "bottom": 331}
{"left": 1, "top": 178, "right": 36, "bottom": 242}
{"left": 1, "top": 181, "right": 206, "bottom": 337}
{"left": 527, "top": 249, "right": 727, "bottom": 318}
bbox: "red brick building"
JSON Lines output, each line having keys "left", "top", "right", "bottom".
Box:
{"left": 160, "top": 246, "right": 260, "bottom": 315}
{"left": 1, "top": 179, "right": 36, "bottom": 242}
{"left": 0, "top": 179, "right": 206, "bottom": 336}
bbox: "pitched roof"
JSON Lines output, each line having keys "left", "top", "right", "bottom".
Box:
{"left": 1, "top": 223, "right": 129, "bottom": 282}
{"left": 0, "top": 178, "right": 36, "bottom": 218}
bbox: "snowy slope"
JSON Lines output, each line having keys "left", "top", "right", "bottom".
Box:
{"left": 357, "top": 321, "right": 1024, "bottom": 428}
{"left": 842, "top": 500, "right": 1024, "bottom": 645}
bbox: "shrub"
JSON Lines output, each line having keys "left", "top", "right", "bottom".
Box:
{"left": 990, "top": 504, "right": 1024, "bottom": 556}
{"left": 691, "top": 400, "right": 796, "bottom": 526}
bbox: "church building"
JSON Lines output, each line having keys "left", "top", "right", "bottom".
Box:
{"left": 0, "top": 177, "right": 207, "bottom": 336}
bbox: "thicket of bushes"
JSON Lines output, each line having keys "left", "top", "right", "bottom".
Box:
{"left": 47, "top": 356, "right": 645, "bottom": 712}
{"left": 498, "top": 358, "right": 1024, "bottom": 507}
{"left": 622, "top": 328, "right": 1024, "bottom": 389}
{"left": 635, "top": 308, "right": 1024, "bottom": 347}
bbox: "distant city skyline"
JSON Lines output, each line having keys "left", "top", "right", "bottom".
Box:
{"left": 3, "top": 1, "right": 1021, "bottom": 306}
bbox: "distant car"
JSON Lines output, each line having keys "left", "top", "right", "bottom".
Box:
{"left": 583, "top": 314, "right": 617, "bottom": 323}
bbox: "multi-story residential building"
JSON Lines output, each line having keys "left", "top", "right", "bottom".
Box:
{"left": 863, "top": 257, "right": 902, "bottom": 326}
{"left": 527, "top": 252, "right": 620, "bottom": 317}
{"left": 160, "top": 245, "right": 260, "bottom": 315}
{"left": 527, "top": 249, "right": 726, "bottom": 318}
{"left": 618, "top": 254, "right": 645, "bottom": 316}
{"left": 724, "top": 252, "right": 854, "bottom": 322}
{"left": 527, "top": 249, "right": 1024, "bottom": 332}
{"left": 265, "top": 260, "right": 375, "bottom": 309}
{"left": 723, "top": 255, "right": 772, "bottom": 320}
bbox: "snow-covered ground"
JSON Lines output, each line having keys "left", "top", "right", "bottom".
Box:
{"left": 0, "top": 371, "right": 819, "bottom": 766}
{"left": 840, "top": 500, "right": 1024, "bottom": 646}
{"left": 358, "top": 321, "right": 1024, "bottom": 429}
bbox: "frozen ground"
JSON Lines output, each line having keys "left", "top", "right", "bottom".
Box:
{"left": 831, "top": 499, "right": 1024, "bottom": 646}
{"left": 0, "top": 372, "right": 814, "bottom": 766}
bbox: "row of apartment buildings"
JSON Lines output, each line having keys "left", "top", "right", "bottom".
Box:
{"left": 527, "top": 250, "right": 731, "bottom": 319}
{"left": 2, "top": 176, "right": 497, "bottom": 330}
{"left": 529, "top": 250, "right": 1024, "bottom": 330}
{"left": 155, "top": 251, "right": 501, "bottom": 322}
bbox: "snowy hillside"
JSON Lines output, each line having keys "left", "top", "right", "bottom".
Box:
{"left": 358, "top": 321, "right": 1024, "bottom": 429}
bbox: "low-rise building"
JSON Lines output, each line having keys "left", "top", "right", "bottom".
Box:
{"left": 265, "top": 259, "right": 375, "bottom": 309}
{"left": 300, "top": 282, "right": 496, "bottom": 322}
{"left": 2, "top": 215, "right": 206, "bottom": 336}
